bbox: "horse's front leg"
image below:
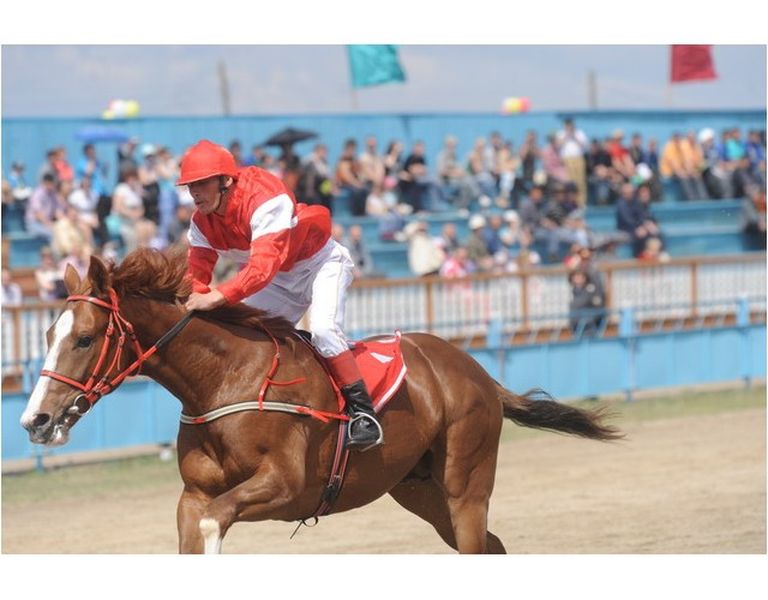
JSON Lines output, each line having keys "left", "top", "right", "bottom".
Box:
{"left": 177, "top": 488, "right": 211, "bottom": 554}
{"left": 198, "top": 460, "right": 305, "bottom": 554}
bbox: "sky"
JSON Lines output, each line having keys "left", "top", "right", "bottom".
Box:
{"left": 2, "top": 45, "right": 765, "bottom": 118}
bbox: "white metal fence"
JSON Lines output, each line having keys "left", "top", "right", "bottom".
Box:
{"left": 2, "top": 254, "right": 765, "bottom": 373}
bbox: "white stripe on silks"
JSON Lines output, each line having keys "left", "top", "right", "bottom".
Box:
{"left": 249, "top": 194, "right": 297, "bottom": 241}
{"left": 187, "top": 220, "right": 214, "bottom": 250}
{"left": 21, "top": 310, "right": 74, "bottom": 427}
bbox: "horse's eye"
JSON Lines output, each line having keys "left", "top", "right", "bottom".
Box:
{"left": 77, "top": 336, "right": 93, "bottom": 348}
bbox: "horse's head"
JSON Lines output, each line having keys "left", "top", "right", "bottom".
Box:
{"left": 20, "top": 255, "right": 117, "bottom": 446}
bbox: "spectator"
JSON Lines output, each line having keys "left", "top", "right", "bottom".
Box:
{"left": 277, "top": 142, "right": 301, "bottom": 193}
{"left": 557, "top": 118, "right": 589, "bottom": 206}
{"left": 645, "top": 137, "right": 663, "bottom": 201}
{"left": 404, "top": 220, "right": 445, "bottom": 277}
{"left": 607, "top": 129, "right": 636, "bottom": 181}
{"left": 499, "top": 209, "right": 523, "bottom": 250}
{"left": 383, "top": 140, "right": 405, "bottom": 180}
{"left": 52, "top": 147, "right": 74, "bottom": 184}
{"left": 138, "top": 144, "right": 161, "bottom": 224}
{"left": 244, "top": 145, "right": 266, "bottom": 167}
{"left": 75, "top": 143, "right": 109, "bottom": 201}
{"left": 496, "top": 141, "right": 519, "bottom": 208}
{"left": 155, "top": 146, "right": 181, "bottom": 247}
{"left": 359, "top": 135, "right": 386, "bottom": 190}
{"left": 168, "top": 201, "right": 193, "bottom": 246}
{"left": 740, "top": 186, "right": 766, "bottom": 250}
{"left": 439, "top": 246, "right": 473, "bottom": 278}
{"left": 628, "top": 133, "right": 647, "bottom": 167}
{"left": 228, "top": 140, "right": 244, "bottom": 167}
{"left": 586, "top": 138, "right": 614, "bottom": 205}
{"left": 436, "top": 135, "right": 478, "bottom": 210}
{"left": 335, "top": 139, "right": 368, "bottom": 216}
{"left": 365, "top": 179, "right": 397, "bottom": 217}
{"left": 660, "top": 132, "right": 708, "bottom": 200}
{"left": 540, "top": 134, "right": 571, "bottom": 188}
{"left": 616, "top": 182, "right": 663, "bottom": 257}
{"left": 377, "top": 202, "right": 408, "bottom": 242}
{"left": 465, "top": 137, "right": 497, "bottom": 202}
{"left": 52, "top": 203, "right": 93, "bottom": 258}
{"left": 518, "top": 130, "right": 540, "bottom": 194}
{"left": 331, "top": 222, "right": 345, "bottom": 244}
{"left": 435, "top": 222, "right": 461, "bottom": 255}
{"left": 37, "top": 149, "right": 59, "bottom": 184}
{"left": 568, "top": 268, "right": 607, "bottom": 337}
{"left": 400, "top": 140, "right": 448, "bottom": 213}
{"left": 58, "top": 240, "right": 92, "bottom": 280}
{"left": 638, "top": 237, "right": 670, "bottom": 263}
{"left": 35, "top": 246, "right": 66, "bottom": 301}
{"left": 343, "top": 224, "right": 381, "bottom": 279}
{"left": 109, "top": 168, "right": 155, "bottom": 253}
{"left": 8, "top": 161, "right": 32, "bottom": 201}
{"left": 25, "top": 173, "right": 65, "bottom": 241}
{"left": 483, "top": 213, "right": 506, "bottom": 256}
{"left": 465, "top": 214, "right": 493, "bottom": 272}
{"left": 745, "top": 129, "right": 766, "bottom": 188}
{"left": 699, "top": 128, "right": 733, "bottom": 199}
{"left": 117, "top": 137, "right": 139, "bottom": 183}
{"left": 1, "top": 268, "right": 23, "bottom": 306}
{"left": 299, "top": 143, "right": 334, "bottom": 212}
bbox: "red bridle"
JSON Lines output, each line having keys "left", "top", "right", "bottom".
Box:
{"left": 40, "top": 289, "right": 190, "bottom": 415}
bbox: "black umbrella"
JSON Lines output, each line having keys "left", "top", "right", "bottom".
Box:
{"left": 74, "top": 125, "right": 130, "bottom": 144}
{"left": 262, "top": 127, "right": 318, "bottom": 147}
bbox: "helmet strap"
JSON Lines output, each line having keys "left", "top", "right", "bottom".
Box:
{"left": 213, "top": 176, "right": 230, "bottom": 214}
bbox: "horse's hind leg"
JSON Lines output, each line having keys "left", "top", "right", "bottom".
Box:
{"left": 389, "top": 474, "right": 506, "bottom": 554}
{"left": 389, "top": 478, "right": 458, "bottom": 551}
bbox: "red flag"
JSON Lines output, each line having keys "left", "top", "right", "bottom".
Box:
{"left": 670, "top": 45, "right": 717, "bottom": 83}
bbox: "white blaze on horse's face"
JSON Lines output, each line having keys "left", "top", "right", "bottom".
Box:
{"left": 20, "top": 309, "right": 75, "bottom": 444}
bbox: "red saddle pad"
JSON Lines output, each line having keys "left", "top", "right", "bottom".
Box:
{"left": 349, "top": 331, "right": 408, "bottom": 413}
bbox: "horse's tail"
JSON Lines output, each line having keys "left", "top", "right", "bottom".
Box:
{"left": 498, "top": 385, "right": 623, "bottom": 441}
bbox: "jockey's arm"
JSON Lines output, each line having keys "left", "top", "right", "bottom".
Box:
{"left": 215, "top": 226, "right": 291, "bottom": 305}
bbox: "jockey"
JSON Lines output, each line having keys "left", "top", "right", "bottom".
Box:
{"left": 177, "top": 140, "right": 383, "bottom": 451}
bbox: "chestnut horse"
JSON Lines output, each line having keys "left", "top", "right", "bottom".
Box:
{"left": 20, "top": 249, "right": 620, "bottom": 554}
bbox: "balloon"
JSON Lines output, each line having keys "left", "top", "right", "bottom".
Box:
{"left": 102, "top": 99, "right": 140, "bottom": 119}
{"left": 502, "top": 96, "right": 531, "bottom": 114}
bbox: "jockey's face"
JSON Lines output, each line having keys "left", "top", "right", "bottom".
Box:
{"left": 187, "top": 176, "right": 232, "bottom": 215}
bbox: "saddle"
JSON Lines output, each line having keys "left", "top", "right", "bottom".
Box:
{"left": 294, "top": 330, "right": 408, "bottom": 414}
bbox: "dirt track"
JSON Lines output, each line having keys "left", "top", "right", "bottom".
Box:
{"left": 3, "top": 407, "right": 765, "bottom": 553}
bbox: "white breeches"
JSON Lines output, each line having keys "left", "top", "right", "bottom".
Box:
{"left": 241, "top": 239, "right": 354, "bottom": 357}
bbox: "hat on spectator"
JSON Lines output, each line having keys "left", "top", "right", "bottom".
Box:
{"left": 611, "top": 128, "right": 624, "bottom": 139}
{"left": 698, "top": 128, "right": 716, "bottom": 143}
{"left": 469, "top": 214, "right": 487, "bottom": 230}
{"left": 141, "top": 143, "right": 158, "bottom": 157}
{"left": 503, "top": 209, "right": 520, "bottom": 224}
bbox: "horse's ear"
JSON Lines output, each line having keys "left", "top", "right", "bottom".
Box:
{"left": 63, "top": 264, "right": 82, "bottom": 295}
{"left": 87, "top": 255, "right": 110, "bottom": 296}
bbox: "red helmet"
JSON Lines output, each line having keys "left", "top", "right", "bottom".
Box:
{"left": 177, "top": 140, "right": 238, "bottom": 186}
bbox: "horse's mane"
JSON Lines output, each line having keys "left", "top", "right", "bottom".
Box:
{"left": 110, "top": 247, "right": 297, "bottom": 340}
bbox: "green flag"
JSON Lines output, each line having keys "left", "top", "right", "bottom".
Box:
{"left": 347, "top": 45, "right": 406, "bottom": 89}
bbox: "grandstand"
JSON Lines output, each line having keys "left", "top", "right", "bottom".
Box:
{"left": 2, "top": 109, "right": 765, "bottom": 463}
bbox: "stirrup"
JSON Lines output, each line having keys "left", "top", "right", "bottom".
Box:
{"left": 345, "top": 413, "right": 384, "bottom": 452}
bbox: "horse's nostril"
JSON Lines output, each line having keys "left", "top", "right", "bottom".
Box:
{"left": 32, "top": 413, "right": 51, "bottom": 428}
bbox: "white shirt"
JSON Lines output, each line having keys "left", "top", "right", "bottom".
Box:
{"left": 557, "top": 128, "right": 589, "bottom": 159}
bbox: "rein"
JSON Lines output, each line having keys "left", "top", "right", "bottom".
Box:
{"left": 41, "top": 289, "right": 194, "bottom": 416}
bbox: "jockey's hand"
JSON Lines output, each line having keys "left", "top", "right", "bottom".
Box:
{"left": 185, "top": 290, "right": 226, "bottom": 312}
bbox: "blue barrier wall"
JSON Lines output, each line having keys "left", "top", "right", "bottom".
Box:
{"left": 3, "top": 110, "right": 764, "bottom": 183}
{"left": 3, "top": 322, "right": 764, "bottom": 462}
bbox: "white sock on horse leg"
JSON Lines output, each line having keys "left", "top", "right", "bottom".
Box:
{"left": 199, "top": 518, "right": 222, "bottom": 554}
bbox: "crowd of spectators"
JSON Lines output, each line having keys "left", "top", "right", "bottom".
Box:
{"left": 2, "top": 122, "right": 765, "bottom": 305}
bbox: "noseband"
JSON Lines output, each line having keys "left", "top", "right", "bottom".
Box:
{"left": 41, "top": 289, "right": 194, "bottom": 417}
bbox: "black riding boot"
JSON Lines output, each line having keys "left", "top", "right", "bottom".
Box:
{"left": 341, "top": 380, "right": 384, "bottom": 452}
